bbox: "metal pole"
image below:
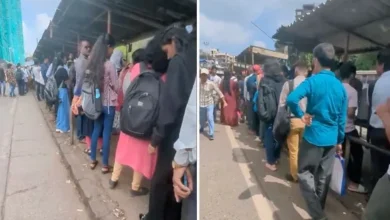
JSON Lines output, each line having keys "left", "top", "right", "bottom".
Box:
{"left": 107, "top": 10, "right": 112, "bottom": 34}
{"left": 343, "top": 33, "right": 350, "bottom": 62}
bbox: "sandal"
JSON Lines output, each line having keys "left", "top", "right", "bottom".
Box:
{"left": 83, "top": 149, "right": 91, "bottom": 155}
{"left": 90, "top": 161, "right": 98, "bottom": 170}
{"left": 101, "top": 165, "right": 112, "bottom": 174}
{"left": 130, "top": 187, "right": 149, "bottom": 197}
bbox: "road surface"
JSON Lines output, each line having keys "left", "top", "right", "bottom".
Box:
{"left": 200, "top": 121, "right": 362, "bottom": 220}
{"left": 0, "top": 93, "right": 90, "bottom": 220}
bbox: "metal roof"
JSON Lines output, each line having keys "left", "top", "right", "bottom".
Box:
{"left": 33, "top": 0, "right": 196, "bottom": 59}
{"left": 273, "top": 0, "right": 390, "bottom": 54}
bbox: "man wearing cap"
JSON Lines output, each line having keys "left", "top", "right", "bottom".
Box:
{"left": 200, "top": 68, "right": 227, "bottom": 140}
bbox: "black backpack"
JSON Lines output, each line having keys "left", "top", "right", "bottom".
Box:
{"left": 120, "top": 64, "right": 162, "bottom": 138}
{"left": 258, "top": 80, "right": 279, "bottom": 123}
{"left": 273, "top": 80, "right": 294, "bottom": 143}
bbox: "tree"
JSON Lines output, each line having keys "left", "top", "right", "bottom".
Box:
{"left": 353, "top": 52, "right": 376, "bottom": 70}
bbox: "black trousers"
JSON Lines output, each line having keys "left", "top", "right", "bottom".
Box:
{"left": 369, "top": 127, "right": 390, "bottom": 193}
{"left": 342, "top": 129, "right": 364, "bottom": 184}
{"left": 35, "top": 82, "right": 44, "bottom": 100}
{"left": 145, "top": 141, "right": 182, "bottom": 220}
{"left": 17, "top": 79, "right": 24, "bottom": 96}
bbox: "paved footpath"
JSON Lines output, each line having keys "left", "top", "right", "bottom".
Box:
{"left": 0, "top": 93, "right": 90, "bottom": 220}
{"left": 200, "top": 122, "right": 363, "bottom": 220}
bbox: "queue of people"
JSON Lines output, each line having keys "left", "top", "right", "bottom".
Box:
{"left": 0, "top": 63, "right": 32, "bottom": 97}
{"left": 32, "top": 23, "right": 196, "bottom": 220}
{"left": 203, "top": 43, "right": 390, "bottom": 220}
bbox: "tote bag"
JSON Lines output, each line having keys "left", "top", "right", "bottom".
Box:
{"left": 330, "top": 155, "right": 347, "bottom": 196}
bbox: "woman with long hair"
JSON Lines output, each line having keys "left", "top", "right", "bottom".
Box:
{"left": 220, "top": 71, "right": 239, "bottom": 126}
{"left": 53, "top": 52, "right": 71, "bottom": 133}
{"left": 109, "top": 45, "right": 160, "bottom": 196}
{"left": 87, "top": 33, "right": 120, "bottom": 173}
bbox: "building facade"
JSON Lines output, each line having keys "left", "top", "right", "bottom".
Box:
{"left": 0, "top": 0, "right": 25, "bottom": 64}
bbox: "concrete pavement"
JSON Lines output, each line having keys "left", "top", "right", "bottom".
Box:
{"left": 200, "top": 122, "right": 362, "bottom": 220}
{"left": 0, "top": 93, "right": 90, "bottom": 220}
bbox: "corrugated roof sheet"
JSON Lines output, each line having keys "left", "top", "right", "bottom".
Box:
{"left": 273, "top": 0, "right": 390, "bottom": 53}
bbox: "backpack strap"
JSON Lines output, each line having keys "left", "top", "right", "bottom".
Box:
{"left": 288, "top": 79, "right": 294, "bottom": 95}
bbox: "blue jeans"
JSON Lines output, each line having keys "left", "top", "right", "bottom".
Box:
{"left": 183, "top": 164, "right": 197, "bottom": 220}
{"left": 0, "top": 81, "right": 6, "bottom": 95}
{"left": 90, "top": 106, "right": 115, "bottom": 166}
{"left": 264, "top": 123, "right": 281, "bottom": 164}
{"left": 200, "top": 105, "right": 214, "bottom": 137}
{"left": 76, "top": 115, "right": 85, "bottom": 140}
{"left": 9, "top": 84, "right": 15, "bottom": 97}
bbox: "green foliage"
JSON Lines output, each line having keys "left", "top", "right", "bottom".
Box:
{"left": 351, "top": 52, "right": 376, "bottom": 70}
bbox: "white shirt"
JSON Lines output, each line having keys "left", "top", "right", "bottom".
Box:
{"left": 370, "top": 71, "right": 390, "bottom": 128}
{"left": 32, "top": 65, "right": 45, "bottom": 85}
{"left": 46, "top": 63, "right": 53, "bottom": 77}
{"left": 343, "top": 83, "right": 358, "bottom": 133}
{"left": 174, "top": 78, "right": 197, "bottom": 166}
{"left": 209, "top": 74, "right": 221, "bottom": 85}
{"left": 243, "top": 74, "right": 253, "bottom": 101}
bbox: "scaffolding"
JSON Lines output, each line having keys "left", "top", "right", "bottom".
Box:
{"left": 0, "top": 0, "right": 25, "bottom": 64}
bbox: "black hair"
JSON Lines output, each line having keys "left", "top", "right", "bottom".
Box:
{"left": 50, "top": 52, "right": 66, "bottom": 76}
{"left": 132, "top": 49, "right": 145, "bottom": 64}
{"left": 222, "top": 71, "right": 232, "bottom": 95}
{"left": 7, "top": 63, "right": 12, "bottom": 68}
{"left": 34, "top": 59, "right": 39, "bottom": 65}
{"left": 211, "top": 65, "right": 217, "bottom": 70}
{"left": 144, "top": 31, "right": 169, "bottom": 73}
{"left": 313, "top": 43, "right": 336, "bottom": 68}
{"left": 339, "top": 62, "right": 356, "bottom": 80}
{"left": 161, "top": 25, "right": 190, "bottom": 54}
{"left": 16, "top": 63, "right": 21, "bottom": 68}
{"left": 263, "top": 59, "right": 282, "bottom": 76}
{"left": 377, "top": 49, "right": 390, "bottom": 72}
{"left": 86, "top": 33, "right": 115, "bottom": 86}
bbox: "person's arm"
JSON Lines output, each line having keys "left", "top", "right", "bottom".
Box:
{"left": 337, "top": 89, "right": 348, "bottom": 144}
{"left": 107, "top": 62, "right": 120, "bottom": 92}
{"left": 150, "top": 56, "right": 195, "bottom": 148}
{"left": 278, "top": 81, "right": 289, "bottom": 108}
{"left": 348, "top": 89, "right": 358, "bottom": 119}
{"left": 286, "top": 78, "right": 311, "bottom": 118}
{"left": 46, "top": 64, "right": 53, "bottom": 77}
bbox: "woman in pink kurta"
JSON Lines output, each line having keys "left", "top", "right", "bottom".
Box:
{"left": 109, "top": 51, "right": 165, "bottom": 196}
{"left": 220, "top": 71, "right": 239, "bottom": 127}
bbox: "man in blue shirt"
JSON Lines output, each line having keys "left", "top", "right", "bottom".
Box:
{"left": 287, "top": 43, "right": 347, "bottom": 220}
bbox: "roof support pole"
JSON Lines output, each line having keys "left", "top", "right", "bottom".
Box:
{"left": 343, "top": 33, "right": 350, "bottom": 62}
{"left": 251, "top": 51, "right": 254, "bottom": 65}
{"left": 77, "top": 34, "right": 80, "bottom": 55}
{"left": 107, "top": 10, "right": 112, "bottom": 34}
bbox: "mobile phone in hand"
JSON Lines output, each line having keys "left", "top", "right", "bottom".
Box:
{"left": 182, "top": 175, "right": 188, "bottom": 187}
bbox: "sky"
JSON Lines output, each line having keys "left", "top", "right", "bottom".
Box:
{"left": 21, "top": 0, "right": 60, "bottom": 57}
{"left": 200, "top": 0, "right": 326, "bottom": 55}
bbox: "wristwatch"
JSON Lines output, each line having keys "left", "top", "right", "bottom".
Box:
{"left": 172, "top": 161, "right": 186, "bottom": 169}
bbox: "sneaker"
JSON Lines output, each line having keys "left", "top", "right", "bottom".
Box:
{"left": 209, "top": 135, "right": 214, "bottom": 141}
{"left": 108, "top": 179, "right": 118, "bottom": 189}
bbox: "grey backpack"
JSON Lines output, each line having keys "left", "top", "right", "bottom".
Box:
{"left": 81, "top": 70, "right": 103, "bottom": 120}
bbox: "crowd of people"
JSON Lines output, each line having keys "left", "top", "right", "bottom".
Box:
{"left": 201, "top": 43, "right": 390, "bottom": 220}
{"left": 0, "top": 63, "right": 32, "bottom": 97}
{"left": 29, "top": 23, "right": 197, "bottom": 220}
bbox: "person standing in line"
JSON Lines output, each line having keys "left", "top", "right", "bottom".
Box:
{"left": 246, "top": 65, "right": 257, "bottom": 134}
{"left": 209, "top": 66, "right": 221, "bottom": 121}
{"left": 220, "top": 71, "right": 239, "bottom": 127}
{"left": 363, "top": 98, "right": 390, "bottom": 220}
{"left": 257, "top": 60, "right": 286, "bottom": 171}
{"left": 278, "top": 61, "right": 308, "bottom": 181}
{"left": 15, "top": 64, "right": 25, "bottom": 96}
{"left": 83, "top": 34, "right": 119, "bottom": 174}
{"left": 32, "top": 60, "right": 44, "bottom": 101}
{"left": 287, "top": 43, "right": 346, "bottom": 220}
{"left": 339, "top": 62, "right": 367, "bottom": 193}
{"left": 199, "top": 68, "right": 227, "bottom": 140}
{"left": 5, "top": 64, "right": 16, "bottom": 97}
{"left": 0, "top": 67, "right": 6, "bottom": 96}
{"left": 40, "top": 57, "right": 50, "bottom": 83}
{"left": 140, "top": 24, "right": 196, "bottom": 220}
{"left": 368, "top": 49, "right": 390, "bottom": 196}
{"left": 243, "top": 66, "right": 252, "bottom": 127}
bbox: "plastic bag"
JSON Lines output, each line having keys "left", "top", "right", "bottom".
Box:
{"left": 330, "top": 155, "right": 347, "bottom": 196}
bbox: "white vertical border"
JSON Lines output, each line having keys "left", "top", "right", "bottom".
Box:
{"left": 196, "top": 0, "right": 200, "bottom": 219}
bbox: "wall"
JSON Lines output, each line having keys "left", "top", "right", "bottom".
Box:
{"left": 115, "top": 32, "right": 154, "bottom": 63}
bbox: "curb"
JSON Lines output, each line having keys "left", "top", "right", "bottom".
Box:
{"left": 33, "top": 94, "right": 97, "bottom": 220}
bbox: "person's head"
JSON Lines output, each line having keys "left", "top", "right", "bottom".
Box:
{"left": 339, "top": 62, "right": 356, "bottom": 82}
{"left": 79, "top": 40, "right": 91, "bottom": 57}
{"left": 86, "top": 34, "right": 116, "bottom": 84}
{"left": 294, "top": 60, "right": 308, "bottom": 77}
{"left": 7, "top": 63, "right": 12, "bottom": 69}
{"left": 44, "top": 57, "right": 49, "bottom": 64}
{"left": 312, "top": 43, "right": 335, "bottom": 74}
{"left": 247, "top": 65, "right": 253, "bottom": 73}
{"left": 253, "top": 64, "right": 263, "bottom": 75}
{"left": 376, "top": 49, "right": 390, "bottom": 75}
{"left": 33, "top": 59, "right": 39, "bottom": 66}
{"left": 263, "top": 59, "right": 282, "bottom": 76}
{"left": 161, "top": 26, "right": 190, "bottom": 59}
{"left": 16, "top": 63, "right": 21, "bottom": 69}
{"left": 210, "top": 65, "right": 217, "bottom": 75}
{"left": 222, "top": 71, "right": 232, "bottom": 95}
{"left": 132, "top": 48, "right": 145, "bottom": 65}
{"left": 144, "top": 30, "right": 169, "bottom": 73}
{"left": 200, "top": 68, "right": 209, "bottom": 83}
